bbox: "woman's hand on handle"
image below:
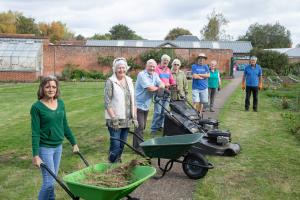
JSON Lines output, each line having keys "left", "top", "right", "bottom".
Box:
{"left": 32, "top": 156, "right": 43, "bottom": 168}
{"left": 72, "top": 144, "right": 79, "bottom": 153}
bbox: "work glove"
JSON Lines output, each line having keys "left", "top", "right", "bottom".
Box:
{"left": 133, "top": 119, "right": 139, "bottom": 128}
{"left": 111, "top": 118, "right": 119, "bottom": 131}
{"left": 241, "top": 82, "right": 245, "bottom": 90}
{"left": 258, "top": 82, "right": 263, "bottom": 90}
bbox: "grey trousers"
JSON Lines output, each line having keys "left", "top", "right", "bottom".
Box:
{"left": 208, "top": 88, "right": 217, "bottom": 109}
{"left": 133, "top": 108, "right": 149, "bottom": 152}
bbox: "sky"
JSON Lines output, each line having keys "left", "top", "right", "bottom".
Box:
{"left": 1, "top": 0, "right": 300, "bottom": 46}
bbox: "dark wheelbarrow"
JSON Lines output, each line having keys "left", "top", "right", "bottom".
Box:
{"left": 112, "top": 132, "right": 214, "bottom": 180}
{"left": 40, "top": 152, "right": 156, "bottom": 200}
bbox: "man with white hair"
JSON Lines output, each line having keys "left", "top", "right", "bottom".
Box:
{"left": 134, "top": 59, "right": 164, "bottom": 151}
{"left": 151, "top": 54, "right": 176, "bottom": 134}
{"left": 241, "top": 56, "right": 263, "bottom": 112}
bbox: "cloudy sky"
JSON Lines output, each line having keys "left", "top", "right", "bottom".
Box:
{"left": 1, "top": 0, "right": 300, "bottom": 46}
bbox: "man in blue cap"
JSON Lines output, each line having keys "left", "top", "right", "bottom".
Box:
{"left": 241, "top": 56, "right": 263, "bottom": 112}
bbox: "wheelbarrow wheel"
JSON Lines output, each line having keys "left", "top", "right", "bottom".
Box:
{"left": 182, "top": 152, "right": 208, "bottom": 179}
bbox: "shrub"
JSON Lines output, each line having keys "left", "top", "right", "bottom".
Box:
{"left": 140, "top": 48, "right": 175, "bottom": 67}
{"left": 251, "top": 48, "right": 289, "bottom": 75}
{"left": 62, "top": 64, "right": 80, "bottom": 80}
{"left": 98, "top": 55, "right": 114, "bottom": 66}
{"left": 62, "top": 64, "right": 109, "bottom": 81}
{"left": 127, "top": 57, "right": 141, "bottom": 70}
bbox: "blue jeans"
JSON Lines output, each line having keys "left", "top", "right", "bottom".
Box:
{"left": 108, "top": 127, "right": 129, "bottom": 163}
{"left": 38, "top": 145, "right": 62, "bottom": 200}
{"left": 151, "top": 98, "right": 169, "bottom": 132}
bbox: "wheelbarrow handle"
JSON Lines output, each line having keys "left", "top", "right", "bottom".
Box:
{"left": 110, "top": 137, "right": 147, "bottom": 158}
{"left": 40, "top": 163, "right": 79, "bottom": 200}
{"left": 75, "top": 151, "right": 90, "bottom": 167}
{"left": 129, "top": 131, "right": 144, "bottom": 142}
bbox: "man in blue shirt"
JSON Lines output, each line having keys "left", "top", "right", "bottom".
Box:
{"left": 192, "top": 53, "right": 210, "bottom": 114}
{"left": 242, "top": 56, "right": 263, "bottom": 112}
{"left": 134, "top": 59, "right": 164, "bottom": 151}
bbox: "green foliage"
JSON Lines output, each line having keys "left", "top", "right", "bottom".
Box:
{"left": 61, "top": 64, "right": 79, "bottom": 80}
{"left": 98, "top": 55, "right": 114, "bottom": 66}
{"left": 62, "top": 64, "right": 109, "bottom": 81}
{"left": 140, "top": 49, "right": 175, "bottom": 66}
{"left": 0, "top": 10, "right": 18, "bottom": 33}
{"left": 200, "top": 10, "right": 231, "bottom": 41}
{"left": 164, "top": 27, "right": 192, "bottom": 40}
{"left": 127, "top": 57, "right": 141, "bottom": 70}
{"left": 109, "top": 24, "right": 143, "bottom": 40}
{"left": 239, "top": 22, "right": 292, "bottom": 48}
{"left": 251, "top": 48, "right": 289, "bottom": 75}
{"left": 16, "top": 15, "right": 39, "bottom": 35}
{"left": 286, "top": 62, "right": 300, "bottom": 76}
{"left": 90, "top": 33, "right": 112, "bottom": 40}
{"left": 75, "top": 34, "right": 85, "bottom": 40}
{"left": 261, "top": 68, "right": 278, "bottom": 76}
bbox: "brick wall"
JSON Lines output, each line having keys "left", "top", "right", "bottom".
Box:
{"left": 43, "top": 45, "right": 233, "bottom": 77}
{"left": 0, "top": 71, "right": 40, "bottom": 82}
{"left": 0, "top": 45, "right": 233, "bottom": 82}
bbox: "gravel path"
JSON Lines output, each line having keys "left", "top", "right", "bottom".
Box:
{"left": 131, "top": 73, "right": 243, "bottom": 200}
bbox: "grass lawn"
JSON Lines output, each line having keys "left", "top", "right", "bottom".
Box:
{"left": 1, "top": 79, "right": 299, "bottom": 200}
{"left": 194, "top": 82, "right": 300, "bottom": 200}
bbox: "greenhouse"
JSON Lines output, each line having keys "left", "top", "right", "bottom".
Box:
{"left": 0, "top": 38, "right": 43, "bottom": 72}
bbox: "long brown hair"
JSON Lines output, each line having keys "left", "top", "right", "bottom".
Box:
{"left": 37, "top": 75, "right": 60, "bottom": 100}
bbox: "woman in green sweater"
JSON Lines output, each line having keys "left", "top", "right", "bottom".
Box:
{"left": 30, "top": 75, "right": 79, "bottom": 200}
{"left": 208, "top": 60, "right": 222, "bottom": 112}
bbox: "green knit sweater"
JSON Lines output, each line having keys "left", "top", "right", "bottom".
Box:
{"left": 30, "top": 99, "right": 76, "bottom": 156}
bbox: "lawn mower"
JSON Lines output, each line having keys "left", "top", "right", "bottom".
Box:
{"left": 156, "top": 88, "right": 241, "bottom": 156}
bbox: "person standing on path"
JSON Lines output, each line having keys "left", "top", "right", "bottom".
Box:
{"left": 104, "top": 57, "right": 137, "bottom": 163}
{"left": 31, "top": 75, "right": 79, "bottom": 200}
{"left": 192, "top": 53, "right": 210, "bottom": 114}
{"left": 134, "top": 59, "right": 164, "bottom": 151}
{"left": 151, "top": 54, "right": 175, "bottom": 134}
{"left": 171, "top": 58, "right": 188, "bottom": 100}
{"left": 208, "top": 60, "right": 222, "bottom": 112}
{"left": 241, "top": 56, "right": 263, "bottom": 112}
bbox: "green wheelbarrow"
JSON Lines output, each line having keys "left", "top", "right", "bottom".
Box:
{"left": 41, "top": 152, "right": 156, "bottom": 200}
{"left": 112, "top": 132, "right": 214, "bottom": 180}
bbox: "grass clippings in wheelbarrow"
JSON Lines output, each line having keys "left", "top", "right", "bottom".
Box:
{"left": 81, "top": 159, "right": 148, "bottom": 188}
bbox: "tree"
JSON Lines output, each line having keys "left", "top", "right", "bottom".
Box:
{"left": 90, "top": 33, "right": 112, "bottom": 40}
{"left": 75, "top": 34, "right": 85, "bottom": 40}
{"left": 200, "top": 10, "right": 230, "bottom": 41}
{"left": 239, "top": 22, "right": 292, "bottom": 48}
{"left": 16, "top": 15, "right": 39, "bottom": 34}
{"left": 0, "top": 11, "right": 18, "bottom": 33}
{"left": 109, "top": 24, "right": 143, "bottom": 40}
{"left": 38, "top": 21, "right": 74, "bottom": 43}
{"left": 251, "top": 48, "right": 289, "bottom": 75}
{"left": 164, "top": 27, "right": 192, "bottom": 40}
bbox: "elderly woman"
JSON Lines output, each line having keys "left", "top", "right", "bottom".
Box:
{"left": 208, "top": 60, "right": 221, "bottom": 112}
{"left": 30, "top": 75, "right": 79, "bottom": 200}
{"left": 104, "top": 57, "right": 137, "bottom": 163}
{"left": 151, "top": 54, "right": 176, "bottom": 134}
{"left": 171, "top": 58, "right": 188, "bottom": 100}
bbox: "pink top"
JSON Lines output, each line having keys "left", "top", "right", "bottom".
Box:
{"left": 155, "top": 64, "right": 176, "bottom": 86}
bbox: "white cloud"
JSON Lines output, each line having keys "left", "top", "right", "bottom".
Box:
{"left": 0, "top": 0, "right": 299, "bottom": 45}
